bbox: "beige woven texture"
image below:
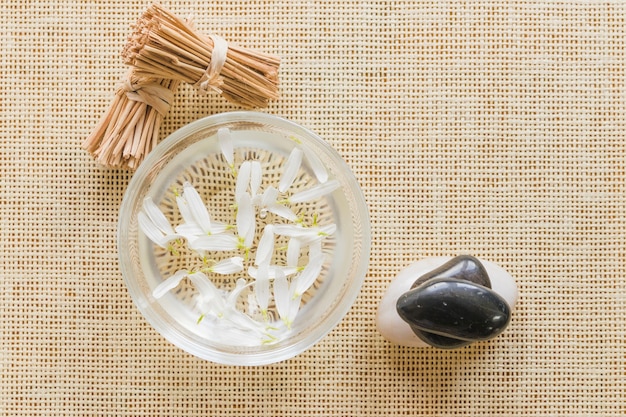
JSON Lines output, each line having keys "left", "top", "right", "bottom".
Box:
{"left": 1, "top": 1, "right": 625, "bottom": 415}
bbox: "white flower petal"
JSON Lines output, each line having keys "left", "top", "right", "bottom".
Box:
{"left": 267, "top": 204, "right": 298, "bottom": 221}
{"left": 254, "top": 263, "right": 270, "bottom": 312}
{"left": 190, "top": 234, "right": 239, "bottom": 251}
{"left": 218, "top": 127, "right": 234, "bottom": 167}
{"left": 261, "top": 186, "right": 279, "bottom": 207}
{"left": 255, "top": 225, "right": 275, "bottom": 266}
{"left": 286, "top": 238, "right": 301, "bottom": 267}
{"left": 272, "top": 223, "right": 335, "bottom": 245}
{"left": 293, "top": 253, "right": 326, "bottom": 296}
{"left": 287, "top": 292, "right": 303, "bottom": 325}
{"left": 187, "top": 271, "right": 222, "bottom": 309}
{"left": 221, "top": 307, "right": 266, "bottom": 334}
{"left": 279, "top": 148, "right": 303, "bottom": 192}
{"left": 308, "top": 239, "right": 323, "bottom": 259}
{"left": 143, "top": 197, "right": 175, "bottom": 235}
{"left": 183, "top": 182, "right": 212, "bottom": 234}
{"left": 174, "top": 223, "right": 205, "bottom": 240}
{"left": 176, "top": 196, "right": 195, "bottom": 227}
{"left": 226, "top": 277, "right": 250, "bottom": 305}
{"left": 248, "top": 265, "right": 299, "bottom": 279}
{"left": 298, "top": 223, "right": 338, "bottom": 245}
{"left": 152, "top": 270, "right": 188, "bottom": 299}
{"left": 236, "top": 193, "right": 255, "bottom": 247}
{"left": 235, "top": 161, "right": 251, "bottom": 201}
{"left": 272, "top": 224, "right": 308, "bottom": 238}
{"left": 302, "top": 146, "right": 329, "bottom": 183}
{"left": 273, "top": 268, "right": 290, "bottom": 321}
{"left": 138, "top": 211, "right": 175, "bottom": 248}
{"left": 211, "top": 256, "right": 244, "bottom": 274}
{"left": 289, "top": 180, "right": 340, "bottom": 204}
{"left": 138, "top": 212, "right": 165, "bottom": 246}
{"left": 250, "top": 161, "right": 262, "bottom": 196}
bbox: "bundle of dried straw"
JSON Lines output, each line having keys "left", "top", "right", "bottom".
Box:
{"left": 83, "top": 3, "right": 280, "bottom": 170}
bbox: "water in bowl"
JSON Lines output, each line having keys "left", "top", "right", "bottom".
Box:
{"left": 136, "top": 128, "right": 349, "bottom": 346}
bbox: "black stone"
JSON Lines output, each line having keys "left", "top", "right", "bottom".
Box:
{"left": 408, "top": 324, "right": 473, "bottom": 349}
{"left": 397, "top": 278, "right": 511, "bottom": 346}
{"left": 411, "top": 255, "right": 491, "bottom": 289}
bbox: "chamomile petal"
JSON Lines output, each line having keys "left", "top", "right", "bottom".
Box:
{"left": 235, "top": 161, "right": 251, "bottom": 201}
{"left": 138, "top": 211, "right": 176, "bottom": 248}
{"left": 293, "top": 253, "right": 326, "bottom": 296}
{"left": 152, "top": 270, "right": 188, "bottom": 299}
{"left": 247, "top": 266, "right": 299, "bottom": 279}
{"left": 250, "top": 161, "right": 262, "bottom": 196}
{"left": 211, "top": 256, "right": 244, "bottom": 274}
{"left": 273, "top": 268, "right": 290, "bottom": 321}
{"left": 176, "top": 195, "right": 195, "bottom": 227}
{"left": 187, "top": 271, "right": 222, "bottom": 309}
{"left": 255, "top": 225, "right": 275, "bottom": 266}
{"left": 289, "top": 180, "right": 340, "bottom": 204}
{"left": 236, "top": 193, "right": 255, "bottom": 247}
{"left": 190, "top": 234, "right": 239, "bottom": 251}
{"left": 302, "top": 146, "right": 329, "bottom": 183}
{"left": 254, "top": 263, "right": 271, "bottom": 313}
{"left": 261, "top": 186, "right": 279, "bottom": 207}
{"left": 218, "top": 127, "right": 234, "bottom": 167}
{"left": 266, "top": 204, "right": 298, "bottom": 221}
{"left": 279, "top": 147, "right": 303, "bottom": 192}
{"left": 142, "top": 197, "right": 175, "bottom": 235}
{"left": 183, "top": 182, "right": 212, "bottom": 234}
{"left": 286, "top": 238, "right": 301, "bottom": 267}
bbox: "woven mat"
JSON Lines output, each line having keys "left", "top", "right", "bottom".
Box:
{"left": 1, "top": 1, "right": 625, "bottom": 415}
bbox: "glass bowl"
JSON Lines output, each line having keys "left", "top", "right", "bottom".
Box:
{"left": 118, "top": 111, "right": 371, "bottom": 365}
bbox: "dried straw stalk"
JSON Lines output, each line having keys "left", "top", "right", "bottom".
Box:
{"left": 122, "top": 3, "right": 280, "bottom": 109}
{"left": 83, "top": 3, "right": 280, "bottom": 170}
{"left": 82, "top": 70, "right": 179, "bottom": 169}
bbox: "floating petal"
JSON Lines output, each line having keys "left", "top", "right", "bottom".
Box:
{"left": 138, "top": 211, "right": 179, "bottom": 248}
{"left": 289, "top": 180, "right": 340, "bottom": 204}
{"left": 176, "top": 196, "right": 196, "bottom": 230}
{"left": 226, "top": 277, "right": 250, "bottom": 306}
{"left": 302, "top": 146, "right": 329, "bottom": 183}
{"left": 308, "top": 239, "right": 323, "bottom": 259}
{"left": 248, "top": 265, "right": 300, "bottom": 279}
{"left": 152, "top": 270, "right": 188, "bottom": 299}
{"left": 250, "top": 161, "right": 262, "bottom": 196}
{"left": 272, "top": 224, "right": 309, "bottom": 238}
{"left": 261, "top": 186, "right": 279, "bottom": 207}
{"left": 183, "top": 182, "right": 212, "bottom": 234}
{"left": 273, "top": 268, "right": 290, "bottom": 322}
{"left": 286, "top": 238, "right": 301, "bottom": 267}
{"left": 236, "top": 193, "right": 255, "bottom": 247}
{"left": 254, "top": 263, "right": 271, "bottom": 313}
{"left": 293, "top": 253, "right": 326, "bottom": 296}
{"left": 187, "top": 271, "right": 222, "bottom": 310}
{"left": 267, "top": 204, "right": 298, "bottom": 221}
{"left": 175, "top": 222, "right": 204, "bottom": 240}
{"left": 235, "top": 161, "right": 251, "bottom": 202}
{"left": 218, "top": 127, "right": 234, "bottom": 167}
{"left": 279, "top": 148, "right": 303, "bottom": 192}
{"left": 190, "top": 234, "right": 239, "bottom": 251}
{"left": 143, "top": 197, "right": 175, "bottom": 235}
{"left": 287, "top": 293, "right": 303, "bottom": 326}
{"left": 211, "top": 256, "right": 244, "bottom": 274}
{"left": 255, "top": 225, "right": 275, "bottom": 266}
